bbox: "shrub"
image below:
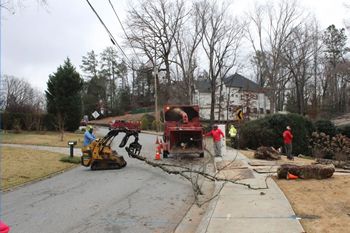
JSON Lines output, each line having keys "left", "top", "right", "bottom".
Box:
{"left": 239, "top": 113, "right": 314, "bottom": 156}
{"left": 60, "top": 156, "right": 81, "bottom": 164}
{"left": 314, "top": 119, "right": 337, "bottom": 137}
{"left": 140, "top": 114, "right": 155, "bottom": 130}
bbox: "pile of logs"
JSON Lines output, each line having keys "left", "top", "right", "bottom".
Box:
{"left": 254, "top": 146, "right": 281, "bottom": 160}
{"left": 277, "top": 164, "right": 335, "bottom": 179}
{"left": 315, "top": 158, "right": 350, "bottom": 170}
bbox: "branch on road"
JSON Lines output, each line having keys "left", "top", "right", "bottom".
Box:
{"left": 126, "top": 147, "right": 270, "bottom": 206}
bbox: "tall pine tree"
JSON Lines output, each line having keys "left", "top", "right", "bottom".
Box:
{"left": 46, "top": 58, "right": 83, "bottom": 139}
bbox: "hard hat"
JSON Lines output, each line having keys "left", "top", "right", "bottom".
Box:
{"left": 87, "top": 125, "right": 93, "bottom": 130}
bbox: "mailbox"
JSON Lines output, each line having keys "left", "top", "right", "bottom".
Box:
{"left": 68, "top": 141, "right": 77, "bottom": 157}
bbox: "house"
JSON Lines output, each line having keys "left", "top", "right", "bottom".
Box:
{"left": 193, "top": 73, "right": 271, "bottom": 121}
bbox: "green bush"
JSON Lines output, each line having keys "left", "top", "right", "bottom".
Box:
{"left": 239, "top": 113, "right": 315, "bottom": 156}
{"left": 140, "top": 114, "right": 155, "bottom": 130}
{"left": 314, "top": 119, "right": 337, "bottom": 137}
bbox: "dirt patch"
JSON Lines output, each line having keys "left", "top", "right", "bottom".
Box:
{"left": 275, "top": 176, "right": 350, "bottom": 233}
{"left": 240, "top": 149, "right": 314, "bottom": 166}
{"left": 1, "top": 146, "right": 77, "bottom": 190}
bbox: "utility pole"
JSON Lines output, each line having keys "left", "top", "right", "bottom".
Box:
{"left": 154, "top": 36, "right": 159, "bottom": 132}
{"left": 154, "top": 66, "right": 159, "bottom": 132}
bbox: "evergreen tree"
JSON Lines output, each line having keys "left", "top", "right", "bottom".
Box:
{"left": 80, "top": 50, "right": 107, "bottom": 117}
{"left": 46, "top": 58, "right": 83, "bottom": 138}
{"left": 80, "top": 50, "right": 99, "bottom": 80}
{"left": 100, "top": 47, "right": 119, "bottom": 114}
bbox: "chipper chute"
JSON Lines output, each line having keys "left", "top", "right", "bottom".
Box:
{"left": 81, "top": 128, "right": 142, "bottom": 170}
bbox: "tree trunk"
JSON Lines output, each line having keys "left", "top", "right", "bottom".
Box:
{"left": 277, "top": 164, "right": 335, "bottom": 179}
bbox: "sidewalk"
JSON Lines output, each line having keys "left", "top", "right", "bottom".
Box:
{"left": 197, "top": 148, "right": 304, "bottom": 233}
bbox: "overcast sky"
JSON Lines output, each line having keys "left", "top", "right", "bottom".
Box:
{"left": 1, "top": 0, "right": 349, "bottom": 92}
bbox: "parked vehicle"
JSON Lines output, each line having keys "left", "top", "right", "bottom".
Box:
{"left": 109, "top": 120, "right": 141, "bottom": 132}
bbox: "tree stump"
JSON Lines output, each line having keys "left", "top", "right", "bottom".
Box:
{"left": 254, "top": 146, "right": 281, "bottom": 160}
{"left": 277, "top": 164, "right": 335, "bottom": 179}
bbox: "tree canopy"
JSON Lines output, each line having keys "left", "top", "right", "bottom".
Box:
{"left": 46, "top": 58, "right": 83, "bottom": 132}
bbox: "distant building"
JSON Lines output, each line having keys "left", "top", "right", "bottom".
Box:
{"left": 193, "top": 73, "right": 271, "bottom": 121}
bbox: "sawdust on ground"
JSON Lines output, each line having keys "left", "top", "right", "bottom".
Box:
{"left": 275, "top": 176, "right": 350, "bottom": 233}
{"left": 239, "top": 149, "right": 350, "bottom": 233}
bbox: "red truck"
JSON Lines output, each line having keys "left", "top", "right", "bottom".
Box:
{"left": 162, "top": 105, "right": 204, "bottom": 158}
{"left": 109, "top": 120, "right": 141, "bottom": 132}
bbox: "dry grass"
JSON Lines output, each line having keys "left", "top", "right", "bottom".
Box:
{"left": 1, "top": 131, "right": 84, "bottom": 148}
{"left": 1, "top": 146, "right": 77, "bottom": 190}
{"left": 275, "top": 176, "right": 350, "bottom": 233}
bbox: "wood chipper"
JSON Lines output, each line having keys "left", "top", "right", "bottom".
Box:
{"left": 81, "top": 128, "right": 142, "bottom": 170}
{"left": 161, "top": 105, "right": 204, "bottom": 158}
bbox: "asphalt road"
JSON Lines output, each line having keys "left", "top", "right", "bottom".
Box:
{"left": 1, "top": 127, "right": 195, "bottom": 233}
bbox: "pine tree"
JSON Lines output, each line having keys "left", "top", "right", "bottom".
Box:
{"left": 46, "top": 58, "right": 83, "bottom": 139}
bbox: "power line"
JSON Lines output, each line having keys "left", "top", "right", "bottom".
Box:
{"left": 108, "top": 0, "right": 143, "bottom": 65}
{"left": 85, "top": 0, "right": 132, "bottom": 66}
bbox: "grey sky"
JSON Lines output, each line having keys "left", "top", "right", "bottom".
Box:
{"left": 1, "top": 0, "right": 349, "bottom": 92}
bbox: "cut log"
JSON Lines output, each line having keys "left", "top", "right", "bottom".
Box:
{"left": 254, "top": 146, "right": 281, "bottom": 160}
{"left": 277, "top": 164, "right": 335, "bottom": 179}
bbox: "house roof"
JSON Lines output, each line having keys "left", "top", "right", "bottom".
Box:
{"left": 195, "top": 73, "right": 262, "bottom": 93}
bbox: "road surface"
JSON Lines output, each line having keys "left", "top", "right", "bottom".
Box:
{"left": 1, "top": 128, "right": 195, "bottom": 233}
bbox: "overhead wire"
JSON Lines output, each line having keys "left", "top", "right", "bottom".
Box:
{"left": 108, "top": 0, "right": 143, "bottom": 66}
{"left": 85, "top": 0, "right": 133, "bottom": 66}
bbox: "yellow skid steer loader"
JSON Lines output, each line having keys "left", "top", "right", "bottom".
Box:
{"left": 81, "top": 128, "right": 142, "bottom": 170}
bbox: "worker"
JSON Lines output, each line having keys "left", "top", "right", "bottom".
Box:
{"left": 205, "top": 124, "right": 225, "bottom": 157}
{"left": 228, "top": 124, "right": 237, "bottom": 148}
{"left": 283, "top": 126, "right": 293, "bottom": 160}
{"left": 84, "top": 125, "right": 96, "bottom": 147}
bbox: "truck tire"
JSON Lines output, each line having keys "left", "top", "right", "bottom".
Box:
{"left": 163, "top": 151, "right": 169, "bottom": 158}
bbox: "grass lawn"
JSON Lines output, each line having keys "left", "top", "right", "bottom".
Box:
{"left": 1, "top": 131, "right": 84, "bottom": 148}
{"left": 1, "top": 146, "right": 78, "bottom": 190}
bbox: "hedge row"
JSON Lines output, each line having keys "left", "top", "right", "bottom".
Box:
{"left": 239, "top": 113, "right": 315, "bottom": 156}
{"left": 239, "top": 114, "right": 350, "bottom": 156}
{"left": 1, "top": 112, "right": 56, "bottom": 131}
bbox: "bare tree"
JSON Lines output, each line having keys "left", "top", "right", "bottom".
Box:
{"left": 1, "top": 75, "right": 45, "bottom": 130}
{"left": 282, "top": 22, "right": 320, "bottom": 115}
{"left": 200, "top": 0, "right": 245, "bottom": 123}
{"left": 1, "top": 75, "right": 44, "bottom": 113}
{"left": 172, "top": 1, "right": 204, "bottom": 104}
{"left": 127, "top": 0, "right": 186, "bottom": 103}
{"left": 1, "top": 0, "right": 47, "bottom": 15}
{"left": 247, "top": 0, "right": 303, "bottom": 113}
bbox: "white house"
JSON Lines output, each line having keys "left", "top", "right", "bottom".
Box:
{"left": 193, "top": 73, "right": 271, "bottom": 121}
